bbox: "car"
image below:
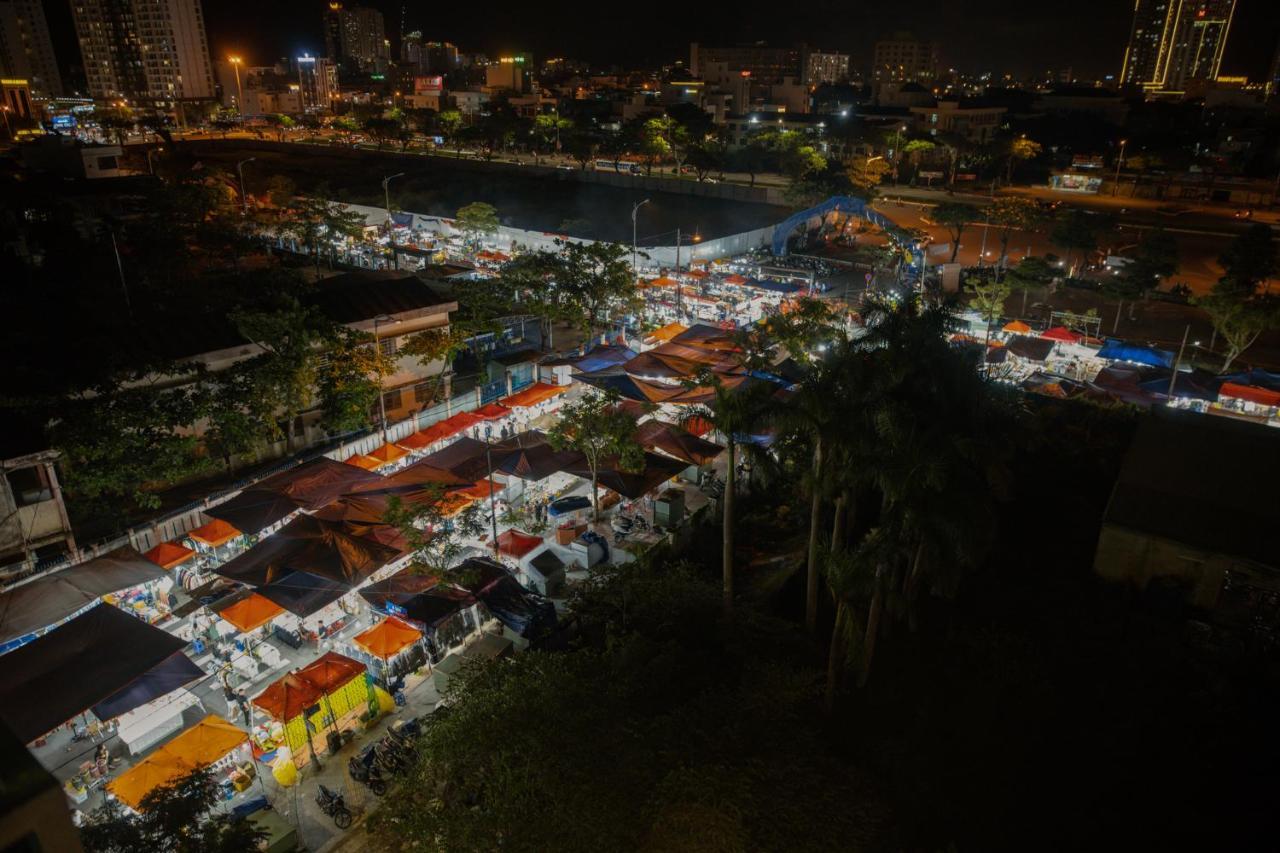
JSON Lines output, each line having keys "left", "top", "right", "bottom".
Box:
{"left": 1234, "top": 209, "right": 1253, "bottom": 219}
{"left": 1155, "top": 205, "right": 1189, "bottom": 217}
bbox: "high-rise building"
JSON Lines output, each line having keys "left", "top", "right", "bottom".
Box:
{"left": 690, "top": 42, "right": 802, "bottom": 84}
{"left": 324, "top": 3, "right": 389, "bottom": 73}
{"left": 1264, "top": 31, "right": 1280, "bottom": 96}
{"left": 485, "top": 53, "right": 530, "bottom": 93}
{"left": 1120, "top": 0, "right": 1237, "bottom": 94}
{"left": 297, "top": 53, "right": 337, "bottom": 111}
{"left": 803, "top": 50, "right": 850, "bottom": 85}
{"left": 401, "top": 29, "right": 423, "bottom": 70}
{"left": 872, "top": 34, "right": 939, "bottom": 83}
{"left": 424, "top": 41, "right": 458, "bottom": 74}
{"left": 71, "top": 0, "right": 215, "bottom": 107}
{"left": 0, "top": 0, "right": 63, "bottom": 97}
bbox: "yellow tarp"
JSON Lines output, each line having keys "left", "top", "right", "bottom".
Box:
{"left": 109, "top": 715, "right": 248, "bottom": 810}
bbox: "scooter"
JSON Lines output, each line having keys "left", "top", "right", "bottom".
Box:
{"left": 315, "top": 784, "right": 353, "bottom": 829}
{"left": 349, "top": 747, "right": 388, "bottom": 796}
{"left": 610, "top": 514, "right": 634, "bottom": 543}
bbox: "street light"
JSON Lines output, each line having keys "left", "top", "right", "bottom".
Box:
{"left": 229, "top": 56, "right": 244, "bottom": 117}
{"left": 372, "top": 314, "right": 399, "bottom": 440}
{"left": 382, "top": 172, "right": 405, "bottom": 269}
{"left": 1112, "top": 139, "right": 1127, "bottom": 198}
{"left": 0, "top": 105, "right": 12, "bottom": 138}
{"left": 631, "top": 198, "right": 650, "bottom": 275}
{"left": 236, "top": 157, "right": 255, "bottom": 215}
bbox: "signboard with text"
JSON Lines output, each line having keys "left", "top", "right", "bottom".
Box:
{"left": 414, "top": 75, "right": 444, "bottom": 95}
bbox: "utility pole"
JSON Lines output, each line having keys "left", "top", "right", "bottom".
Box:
{"left": 1112, "top": 139, "right": 1127, "bottom": 198}
{"left": 675, "top": 228, "right": 682, "bottom": 321}
{"left": 383, "top": 173, "right": 405, "bottom": 269}
{"left": 1167, "top": 324, "right": 1190, "bottom": 400}
{"left": 373, "top": 314, "right": 395, "bottom": 440}
{"left": 631, "top": 198, "right": 650, "bottom": 276}
{"left": 485, "top": 441, "right": 500, "bottom": 558}
{"left": 236, "top": 157, "right": 255, "bottom": 215}
{"left": 229, "top": 57, "right": 244, "bottom": 117}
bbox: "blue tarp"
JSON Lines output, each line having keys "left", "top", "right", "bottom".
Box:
{"left": 1221, "top": 368, "right": 1280, "bottom": 391}
{"left": 571, "top": 345, "right": 635, "bottom": 374}
{"left": 747, "top": 278, "right": 804, "bottom": 294}
{"left": 91, "top": 650, "right": 204, "bottom": 721}
{"left": 1139, "top": 370, "right": 1224, "bottom": 401}
{"left": 391, "top": 211, "right": 414, "bottom": 227}
{"left": 1096, "top": 339, "right": 1175, "bottom": 369}
{"left": 455, "top": 559, "right": 557, "bottom": 638}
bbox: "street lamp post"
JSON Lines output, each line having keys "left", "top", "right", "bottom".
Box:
{"left": 236, "top": 157, "right": 255, "bottom": 215}
{"left": 229, "top": 56, "right": 244, "bottom": 117}
{"left": 1112, "top": 139, "right": 1127, "bottom": 198}
{"left": 382, "top": 172, "right": 405, "bottom": 269}
{"left": 0, "top": 105, "right": 12, "bottom": 138}
{"left": 146, "top": 146, "right": 164, "bottom": 176}
{"left": 372, "top": 314, "right": 397, "bottom": 440}
{"left": 631, "top": 198, "right": 650, "bottom": 275}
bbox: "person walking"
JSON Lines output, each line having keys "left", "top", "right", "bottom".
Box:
{"left": 235, "top": 690, "right": 251, "bottom": 727}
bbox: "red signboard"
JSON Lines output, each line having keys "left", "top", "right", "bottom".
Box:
{"left": 414, "top": 75, "right": 443, "bottom": 94}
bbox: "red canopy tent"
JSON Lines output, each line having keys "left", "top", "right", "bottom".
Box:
{"left": 500, "top": 382, "right": 567, "bottom": 409}
{"left": 496, "top": 529, "right": 543, "bottom": 558}
{"left": 1219, "top": 382, "right": 1280, "bottom": 407}
{"left": 144, "top": 541, "right": 196, "bottom": 570}
{"left": 1040, "top": 326, "right": 1083, "bottom": 343}
{"left": 473, "top": 403, "right": 513, "bottom": 420}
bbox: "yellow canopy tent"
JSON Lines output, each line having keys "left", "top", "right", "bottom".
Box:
{"left": 108, "top": 715, "right": 248, "bottom": 810}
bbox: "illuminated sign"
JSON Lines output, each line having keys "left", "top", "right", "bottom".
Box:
{"left": 414, "top": 75, "right": 444, "bottom": 94}
{"left": 1, "top": 78, "right": 31, "bottom": 86}
{"left": 51, "top": 114, "right": 77, "bottom": 129}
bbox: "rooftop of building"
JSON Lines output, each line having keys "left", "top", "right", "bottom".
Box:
{"left": 1104, "top": 408, "right": 1280, "bottom": 568}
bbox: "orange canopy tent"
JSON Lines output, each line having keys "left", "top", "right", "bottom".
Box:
{"left": 296, "top": 651, "right": 366, "bottom": 694}
{"left": 109, "top": 715, "right": 249, "bottom": 810}
{"left": 144, "top": 541, "right": 196, "bottom": 570}
{"left": 645, "top": 276, "right": 680, "bottom": 288}
{"left": 499, "top": 382, "right": 567, "bottom": 409}
{"left": 685, "top": 268, "right": 709, "bottom": 278}
{"left": 1002, "top": 320, "right": 1032, "bottom": 333}
{"left": 188, "top": 518, "right": 241, "bottom": 548}
{"left": 252, "top": 672, "right": 323, "bottom": 721}
{"left": 353, "top": 616, "right": 422, "bottom": 660}
{"left": 368, "top": 443, "right": 410, "bottom": 466}
{"left": 218, "top": 593, "right": 285, "bottom": 633}
{"left": 473, "top": 403, "right": 512, "bottom": 420}
{"left": 647, "top": 322, "right": 688, "bottom": 344}
{"left": 346, "top": 453, "right": 385, "bottom": 471}
{"left": 723, "top": 274, "right": 749, "bottom": 286}
{"left": 458, "top": 480, "right": 501, "bottom": 500}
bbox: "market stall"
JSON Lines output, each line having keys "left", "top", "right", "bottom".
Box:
{"left": 251, "top": 652, "right": 375, "bottom": 768}
{"left": 205, "top": 490, "right": 304, "bottom": 539}
{"left": 109, "top": 714, "right": 253, "bottom": 810}
{"left": 186, "top": 519, "right": 244, "bottom": 564}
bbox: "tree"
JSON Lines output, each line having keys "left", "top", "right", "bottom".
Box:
{"left": 231, "top": 298, "right": 331, "bottom": 453}
{"left": 282, "top": 196, "right": 365, "bottom": 277}
{"left": 1004, "top": 136, "right": 1042, "bottom": 183}
{"left": 317, "top": 327, "right": 386, "bottom": 435}
{"left": 383, "top": 482, "right": 485, "bottom": 573}
{"left": 1217, "top": 223, "right": 1277, "bottom": 297}
{"left": 51, "top": 381, "right": 210, "bottom": 517}
{"left": 1050, "top": 209, "right": 1101, "bottom": 276}
{"left": 680, "top": 376, "right": 775, "bottom": 618}
{"left": 80, "top": 767, "right": 266, "bottom": 853}
{"left": 1105, "top": 228, "right": 1178, "bottom": 333}
{"left": 436, "top": 109, "right": 463, "bottom": 154}
{"left": 552, "top": 239, "right": 637, "bottom": 334}
{"left": 563, "top": 125, "right": 600, "bottom": 170}
{"left": 933, "top": 202, "right": 979, "bottom": 263}
{"left": 846, "top": 154, "right": 890, "bottom": 198}
{"left": 364, "top": 117, "right": 402, "bottom": 150}
{"left": 1005, "top": 255, "right": 1055, "bottom": 317}
{"left": 986, "top": 197, "right": 1043, "bottom": 271}
{"left": 965, "top": 275, "right": 1012, "bottom": 348}
{"left": 547, "top": 390, "right": 644, "bottom": 520}
{"left": 198, "top": 363, "right": 278, "bottom": 473}
{"left": 639, "top": 116, "right": 673, "bottom": 175}
{"left": 730, "top": 135, "right": 770, "bottom": 187}
{"left": 455, "top": 201, "right": 499, "bottom": 249}
{"left": 530, "top": 113, "right": 571, "bottom": 164}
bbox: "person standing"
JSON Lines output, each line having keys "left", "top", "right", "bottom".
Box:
{"left": 235, "top": 690, "right": 251, "bottom": 727}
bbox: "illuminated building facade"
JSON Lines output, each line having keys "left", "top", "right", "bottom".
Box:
{"left": 0, "top": 0, "right": 63, "bottom": 97}
{"left": 70, "top": 0, "right": 214, "bottom": 107}
{"left": 1120, "top": 0, "right": 1236, "bottom": 95}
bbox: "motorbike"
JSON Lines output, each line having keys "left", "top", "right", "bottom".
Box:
{"left": 315, "top": 784, "right": 353, "bottom": 829}
{"left": 349, "top": 747, "right": 388, "bottom": 796}
{"left": 610, "top": 514, "right": 634, "bottom": 543}
{"left": 373, "top": 737, "right": 410, "bottom": 773}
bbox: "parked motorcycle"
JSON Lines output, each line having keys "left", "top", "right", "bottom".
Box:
{"left": 349, "top": 747, "right": 388, "bottom": 796}
{"left": 315, "top": 784, "right": 353, "bottom": 829}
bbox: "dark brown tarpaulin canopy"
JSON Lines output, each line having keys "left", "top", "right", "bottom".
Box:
{"left": 0, "top": 546, "right": 167, "bottom": 645}
{"left": 635, "top": 420, "right": 724, "bottom": 466}
{"left": 562, "top": 452, "right": 688, "bottom": 499}
{"left": 215, "top": 515, "right": 399, "bottom": 587}
{"left": 0, "top": 604, "right": 191, "bottom": 742}
{"left": 205, "top": 489, "right": 303, "bottom": 535}
{"left": 252, "top": 458, "right": 385, "bottom": 511}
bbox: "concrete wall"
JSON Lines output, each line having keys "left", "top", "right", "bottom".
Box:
{"left": 1092, "top": 523, "right": 1267, "bottom": 610}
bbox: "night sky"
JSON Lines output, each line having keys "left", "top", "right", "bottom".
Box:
{"left": 193, "top": 0, "right": 1278, "bottom": 80}
{"left": 42, "top": 0, "right": 1279, "bottom": 83}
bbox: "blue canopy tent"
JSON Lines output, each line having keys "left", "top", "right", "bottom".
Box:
{"left": 1096, "top": 339, "right": 1175, "bottom": 369}
{"left": 1221, "top": 368, "right": 1280, "bottom": 391}
{"left": 1139, "top": 369, "right": 1224, "bottom": 402}
{"left": 0, "top": 604, "right": 196, "bottom": 741}
{"left": 770, "top": 196, "right": 923, "bottom": 278}
{"left": 91, "top": 650, "right": 205, "bottom": 721}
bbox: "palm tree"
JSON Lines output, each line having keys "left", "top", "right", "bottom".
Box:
{"left": 680, "top": 376, "right": 775, "bottom": 618}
